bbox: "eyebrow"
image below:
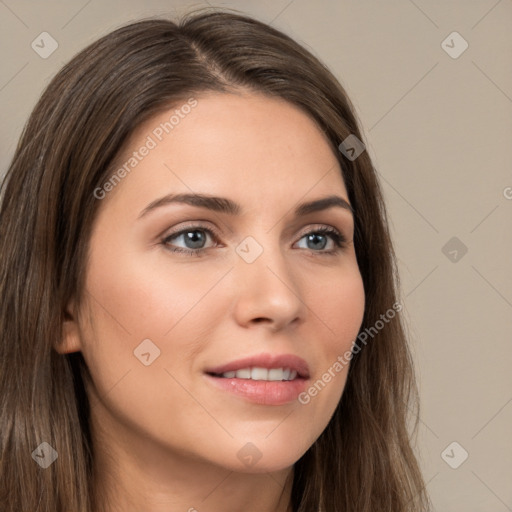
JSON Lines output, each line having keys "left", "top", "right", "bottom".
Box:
{"left": 138, "top": 193, "right": 354, "bottom": 219}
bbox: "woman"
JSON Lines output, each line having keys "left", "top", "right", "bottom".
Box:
{"left": 0, "top": 9, "right": 430, "bottom": 512}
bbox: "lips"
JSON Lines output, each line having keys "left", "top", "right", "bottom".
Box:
{"left": 205, "top": 353, "right": 310, "bottom": 380}
{"left": 204, "top": 353, "right": 311, "bottom": 405}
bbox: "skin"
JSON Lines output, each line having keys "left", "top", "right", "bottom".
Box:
{"left": 58, "top": 91, "right": 365, "bottom": 512}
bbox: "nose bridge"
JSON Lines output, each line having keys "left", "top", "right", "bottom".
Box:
{"left": 233, "top": 232, "right": 304, "bottom": 328}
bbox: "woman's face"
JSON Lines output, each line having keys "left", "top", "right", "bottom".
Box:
{"left": 63, "top": 91, "right": 365, "bottom": 474}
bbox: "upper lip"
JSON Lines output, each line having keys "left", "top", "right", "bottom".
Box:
{"left": 205, "top": 353, "right": 310, "bottom": 379}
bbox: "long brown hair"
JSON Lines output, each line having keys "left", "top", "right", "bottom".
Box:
{"left": 0, "top": 9, "right": 430, "bottom": 511}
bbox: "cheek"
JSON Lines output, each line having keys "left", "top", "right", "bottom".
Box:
{"left": 317, "top": 269, "right": 366, "bottom": 354}
{"left": 312, "top": 271, "right": 364, "bottom": 387}
{"left": 77, "top": 250, "right": 229, "bottom": 439}
{"left": 291, "top": 268, "right": 365, "bottom": 421}
{"left": 84, "top": 244, "right": 224, "bottom": 338}
{"left": 79, "top": 244, "right": 230, "bottom": 387}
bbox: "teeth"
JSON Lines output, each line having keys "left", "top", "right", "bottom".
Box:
{"left": 251, "top": 367, "right": 268, "bottom": 380}
{"left": 268, "top": 368, "right": 283, "bottom": 381}
{"left": 221, "top": 367, "right": 298, "bottom": 381}
{"left": 235, "top": 368, "right": 251, "bottom": 379}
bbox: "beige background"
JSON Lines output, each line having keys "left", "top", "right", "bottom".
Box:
{"left": 1, "top": 1, "right": 511, "bottom": 510}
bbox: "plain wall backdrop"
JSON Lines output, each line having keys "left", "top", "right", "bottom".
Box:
{"left": 1, "top": 1, "right": 511, "bottom": 510}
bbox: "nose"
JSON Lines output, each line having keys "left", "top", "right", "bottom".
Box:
{"left": 232, "top": 240, "right": 305, "bottom": 332}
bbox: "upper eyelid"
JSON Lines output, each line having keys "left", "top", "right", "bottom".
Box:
{"left": 162, "top": 223, "right": 346, "bottom": 246}
{"left": 162, "top": 222, "right": 222, "bottom": 243}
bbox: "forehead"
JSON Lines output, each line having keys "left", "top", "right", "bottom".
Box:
{"left": 103, "top": 92, "right": 348, "bottom": 214}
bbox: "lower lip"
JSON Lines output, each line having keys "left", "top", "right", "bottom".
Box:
{"left": 204, "top": 374, "right": 308, "bottom": 405}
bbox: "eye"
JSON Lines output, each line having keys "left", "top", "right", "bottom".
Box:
{"left": 161, "top": 224, "right": 347, "bottom": 257}
{"left": 162, "top": 226, "right": 219, "bottom": 256}
{"left": 295, "top": 227, "right": 347, "bottom": 254}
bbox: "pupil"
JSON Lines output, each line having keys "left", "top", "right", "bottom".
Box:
{"left": 308, "top": 233, "right": 326, "bottom": 250}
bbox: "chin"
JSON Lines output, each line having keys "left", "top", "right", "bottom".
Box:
{"left": 214, "top": 436, "right": 312, "bottom": 475}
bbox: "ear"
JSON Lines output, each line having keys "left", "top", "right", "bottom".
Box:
{"left": 55, "top": 299, "right": 83, "bottom": 354}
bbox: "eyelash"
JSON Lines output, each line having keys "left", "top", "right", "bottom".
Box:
{"left": 161, "top": 224, "right": 347, "bottom": 257}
